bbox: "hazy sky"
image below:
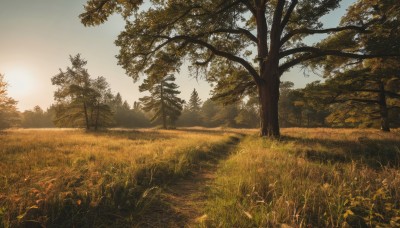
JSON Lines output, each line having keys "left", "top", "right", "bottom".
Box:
{"left": 0, "top": 0, "right": 354, "bottom": 111}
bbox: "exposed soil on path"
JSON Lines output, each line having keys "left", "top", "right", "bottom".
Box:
{"left": 136, "top": 136, "right": 241, "bottom": 227}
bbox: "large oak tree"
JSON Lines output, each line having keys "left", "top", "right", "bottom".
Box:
{"left": 80, "top": 0, "right": 397, "bottom": 137}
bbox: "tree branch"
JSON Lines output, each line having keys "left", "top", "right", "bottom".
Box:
{"left": 239, "top": 0, "right": 256, "bottom": 15}
{"left": 194, "top": 53, "right": 215, "bottom": 66}
{"left": 280, "top": 25, "right": 368, "bottom": 46}
{"left": 215, "top": 0, "right": 243, "bottom": 14}
{"left": 281, "top": 0, "right": 298, "bottom": 32}
{"left": 279, "top": 48, "right": 400, "bottom": 73}
{"left": 279, "top": 46, "right": 392, "bottom": 59}
{"left": 152, "top": 35, "right": 261, "bottom": 83}
{"left": 334, "top": 98, "right": 379, "bottom": 104}
{"left": 208, "top": 28, "right": 257, "bottom": 43}
{"left": 385, "top": 91, "right": 400, "bottom": 98}
{"left": 268, "top": 0, "right": 286, "bottom": 59}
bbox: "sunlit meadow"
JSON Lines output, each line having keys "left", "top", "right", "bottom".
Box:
{"left": 0, "top": 128, "right": 238, "bottom": 227}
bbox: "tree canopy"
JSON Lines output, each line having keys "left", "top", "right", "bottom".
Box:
{"left": 110, "top": 93, "right": 151, "bottom": 128}
{"left": 20, "top": 106, "right": 55, "bottom": 128}
{"left": 80, "top": 0, "right": 399, "bottom": 136}
{"left": 303, "top": 0, "right": 400, "bottom": 131}
{"left": 51, "top": 54, "right": 114, "bottom": 130}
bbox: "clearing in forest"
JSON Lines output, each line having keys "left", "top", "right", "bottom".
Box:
{"left": 0, "top": 128, "right": 241, "bottom": 227}
{"left": 1, "top": 128, "right": 400, "bottom": 227}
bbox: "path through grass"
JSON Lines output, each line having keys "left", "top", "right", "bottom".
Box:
{"left": 136, "top": 135, "right": 241, "bottom": 227}
{"left": 2, "top": 128, "right": 399, "bottom": 227}
{"left": 0, "top": 128, "right": 241, "bottom": 227}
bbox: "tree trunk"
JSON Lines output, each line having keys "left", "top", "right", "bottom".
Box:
{"left": 160, "top": 80, "right": 167, "bottom": 129}
{"left": 378, "top": 81, "right": 390, "bottom": 132}
{"left": 258, "top": 78, "right": 280, "bottom": 137}
{"left": 90, "top": 108, "right": 94, "bottom": 128}
{"left": 83, "top": 102, "right": 90, "bottom": 130}
{"left": 254, "top": 0, "right": 284, "bottom": 138}
{"left": 95, "top": 104, "right": 100, "bottom": 131}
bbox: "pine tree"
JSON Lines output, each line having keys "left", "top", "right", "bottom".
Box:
{"left": 188, "top": 89, "right": 202, "bottom": 112}
{"left": 112, "top": 93, "right": 123, "bottom": 108}
{"left": 139, "top": 74, "right": 184, "bottom": 129}
{"left": 181, "top": 88, "right": 203, "bottom": 126}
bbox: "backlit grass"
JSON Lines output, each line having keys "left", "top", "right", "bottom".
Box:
{"left": 0, "top": 128, "right": 238, "bottom": 227}
{"left": 204, "top": 128, "right": 400, "bottom": 227}
{"left": 2, "top": 128, "right": 399, "bottom": 227}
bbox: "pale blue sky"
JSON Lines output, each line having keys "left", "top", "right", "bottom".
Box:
{"left": 0, "top": 0, "right": 354, "bottom": 111}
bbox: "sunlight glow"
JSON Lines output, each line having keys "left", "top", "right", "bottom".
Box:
{"left": 4, "top": 68, "right": 36, "bottom": 98}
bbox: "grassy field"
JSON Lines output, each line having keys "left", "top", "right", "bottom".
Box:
{"left": 0, "top": 128, "right": 240, "bottom": 227}
{"left": 204, "top": 128, "right": 400, "bottom": 227}
{"left": 0, "top": 128, "right": 399, "bottom": 227}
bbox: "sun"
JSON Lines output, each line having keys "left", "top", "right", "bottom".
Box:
{"left": 4, "top": 68, "right": 36, "bottom": 98}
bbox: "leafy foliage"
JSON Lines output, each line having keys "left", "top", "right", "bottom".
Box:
{"left": 0, "top": 74, "right": 19, "bottom": 129}
{"left": 79, "top": 0, "right": 399, "bottom": 136}
{"left": 304, "top": 0, "right": 400, "bottom": 131}
{"left": 90, "top": 76, "right": 114, "bottom": 130}
{"left": 110, "top": 93, "right": 151, "bottom": 128}
{"left": 20, "top": 106, "right": 55, "bottom": 128}
{"left": 51, "top": 54, "right": 114, "bottom": 130}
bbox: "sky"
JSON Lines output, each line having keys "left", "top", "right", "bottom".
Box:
{"left": 0, "top": 0, "right": 354, "bottom": 111}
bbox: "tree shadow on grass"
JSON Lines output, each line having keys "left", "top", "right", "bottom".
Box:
{"left": 281, "top": 135, "right": 400, "bottom": 169}
{"left": 87, "top": 128, "right": 240, "bottom": 141}
{"left": 175, "top": 127, "right": 240, "bottom": 135}
{"left": 87, "top": 129, "right": 177, "bottom": 141}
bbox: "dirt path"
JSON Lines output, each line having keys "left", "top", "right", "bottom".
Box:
{"left": 137, "top": 136, "right": 241, "bottom": 227}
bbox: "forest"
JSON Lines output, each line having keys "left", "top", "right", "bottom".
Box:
{"left": 0, "top": 0, "right": 400, "bottom": 227}
{"left": 2, "top": 67, "right": 399, "bottom": 131}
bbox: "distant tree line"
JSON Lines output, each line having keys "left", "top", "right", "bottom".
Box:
{"left": 14, "top": 76, "right": 399, "bottom": 131}
{"left": 1, "top": 53, "right": 399, "bottom": 131}
{"left": 177, "top": 91, "right": 259, "bottom": 128}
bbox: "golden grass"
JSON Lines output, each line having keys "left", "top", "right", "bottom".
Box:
{"left": 2, "top": 128, "right": 399, "bottom": 227}
{"left": 0, "top": 128, "right": 238, "bottom": 227}
{"left": 204, "top": 128, "right": 400, "bottom": 227}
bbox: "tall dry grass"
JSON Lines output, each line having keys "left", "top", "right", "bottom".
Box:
{"left": 204, "top": 128, "right": 400, "bottom": 227}
{"left": 0, "top": 128, "right": 238, "bottom": 227}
